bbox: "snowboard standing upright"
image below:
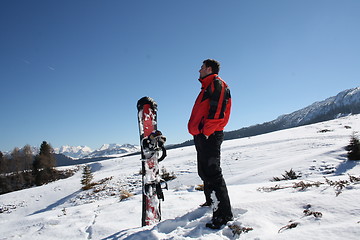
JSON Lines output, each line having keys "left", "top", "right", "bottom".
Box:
{"left": 137, "top": 96, "right": 167, "bottom": 227}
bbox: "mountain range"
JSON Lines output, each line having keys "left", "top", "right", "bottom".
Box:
{"left": 225, "top": 86, "right": 360, "bottom": 140}
{"left": 54, "top": 143, "right": 140, "bottom": 159}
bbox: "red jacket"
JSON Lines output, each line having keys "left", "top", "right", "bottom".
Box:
{"left": 188, "top": 74, "right": 232, "bottom": 136}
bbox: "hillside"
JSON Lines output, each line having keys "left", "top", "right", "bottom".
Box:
{"left": 225, "top": 87, "right": 360, "bottom": 140}
{"left": 1, "top": 115, "right": 360, "bottom": 239}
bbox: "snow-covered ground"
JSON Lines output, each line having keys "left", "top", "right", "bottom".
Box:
{"left": 1, "top": 115, "right": 360, "bottom": 239}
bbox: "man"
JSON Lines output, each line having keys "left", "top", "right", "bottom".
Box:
{"left": 188, "top": 59, "right": 233, "bottom": 229}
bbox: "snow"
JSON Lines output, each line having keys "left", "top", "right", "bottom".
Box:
{"left": 55, "top": 145, "right": 93, "bottom": 159}
{"left": 86, "top": 144, "right": 140, "bottom": 159}
{"left": 54, "top": 144, "right": 140, "bottom": 159}
{"left": 1, "top": 115, "right": 360, "bottom": 239}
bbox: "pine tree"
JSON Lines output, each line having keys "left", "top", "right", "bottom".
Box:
{"left": 346, "top": 133, "right": 360, "bottom": 160}
{"left": 33, "top": 141, "right": 56, "bottom": 170}
{"left": 81, "top": 165, "right": 93, "bottom": 190}
{"left": 33, "top": 141, "right": 57, "bottom": 185}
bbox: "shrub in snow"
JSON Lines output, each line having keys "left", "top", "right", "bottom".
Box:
{"left": 345, "top": 133, "right": 360, "bottom": 160}
{"left": 278, "top": 222, "right": 299, "bottom": 233}
{"left": 323, "top": 175, "right": 360, "bottom": 196}
{"left": 303, "top": 209, "right": 322, "bottom": 218}
{"left": 317, "top": 129, "right": 332, "bottom": 133}
{"left": 272, "top": 169, "right": 302, "bottom": 181}
{"left": 228, "top": 224, "right": 253, "bottom": 237}
{"left": 195, "top": 184, "right": 204, "bottom": 191}
{"left": 278, "top": 206, "right": 322, "bottom": 234}
{"left": 260, "top": 174, "right": 360, "bottom": 196}
{"left": 160, "top": 167, "right": 176, "bottom": 181}
{"left": 120, "top": 189, "right": 133, "bottom": 201}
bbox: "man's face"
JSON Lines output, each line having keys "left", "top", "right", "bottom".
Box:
{"left": 199, "top": 64, "right": 212, "bottom": 78}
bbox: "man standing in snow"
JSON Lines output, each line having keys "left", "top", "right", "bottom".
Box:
{"left": 188, "top": 59, "right": 233, "bottom": 229}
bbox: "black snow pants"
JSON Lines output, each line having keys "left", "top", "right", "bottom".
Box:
{"left": 194, "top": 131, "right": 233, "bottom": 220}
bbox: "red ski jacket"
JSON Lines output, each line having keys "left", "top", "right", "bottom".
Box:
{"left": 188, "top": 74, "right": 232, "bottom": 136}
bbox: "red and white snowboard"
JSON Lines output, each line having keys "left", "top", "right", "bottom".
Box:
{"left": 137, "top": 96, "right": 166, "bottom": 227}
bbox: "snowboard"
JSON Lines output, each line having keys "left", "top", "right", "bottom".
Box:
{"left": 137, "top": 96, "right": 167, "bottom": 227}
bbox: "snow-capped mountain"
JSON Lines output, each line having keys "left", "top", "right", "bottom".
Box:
{"left": 4, "top": 144, "right": 139, "bottom": 160}
{"left": 225, "top": 87, "right": 360, "bottom": 140}
{"left": 84, "top": 143, "right": 140, "bottom": 158}
{"left": 55, "top": 145, "right": 93, "bottom": 159}
{"left": 273, "top": 87, "right": 360, "bottom": 128}
{"left": 55, "top": 144, "right": 139, "bottom": 159}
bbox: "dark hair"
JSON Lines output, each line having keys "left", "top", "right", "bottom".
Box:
{"left": 203, "top": 59, "right": 220, "bottom": 74}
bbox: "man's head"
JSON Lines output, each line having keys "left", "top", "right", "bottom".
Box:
{"left": 199, "top": 59, "right": 220, "bottom": 78}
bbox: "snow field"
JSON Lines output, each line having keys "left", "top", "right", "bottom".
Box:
{"left": 1, "top": 115, "right": 360, "bottom": 239}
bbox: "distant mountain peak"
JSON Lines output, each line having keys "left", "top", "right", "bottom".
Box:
{"left": 55, "top": 143, "right": 140, "bottom": 159}
{"left": 55, "top": 145, "right": 93, "bottom": 159}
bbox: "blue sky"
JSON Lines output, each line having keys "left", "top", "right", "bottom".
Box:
{"left": 1, "top": 0, "right": 360, "bottom": 152}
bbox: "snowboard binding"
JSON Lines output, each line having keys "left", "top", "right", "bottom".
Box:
{"left": 141, "top": 130, "right": 167, "bottom": 162}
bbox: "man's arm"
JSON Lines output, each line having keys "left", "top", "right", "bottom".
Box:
{"left": 203, "top": 79, "right": 225, "bottom": 137}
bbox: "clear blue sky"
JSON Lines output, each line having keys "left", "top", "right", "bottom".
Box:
{"left": 1, "top": 0, "right": 360, "bottom": 152}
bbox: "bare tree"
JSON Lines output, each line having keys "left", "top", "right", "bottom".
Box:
{"left": 22, "top": 145, "right": 34, "bottom": 171}
{"left": 11, "top": 147, "right": 22, "bottom": 173}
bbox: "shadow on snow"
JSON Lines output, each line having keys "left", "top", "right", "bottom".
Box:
{"left": 102, "top": 207, "right": 247, "bottom": 240}
{"left": 30, "top": 190, "right": 82, "bottom": 216}
{"left": 335, "top": 159, "right": 359, "bottom": 175}
{"left": 102, "top": 207, "right": 210, "bottom": 240}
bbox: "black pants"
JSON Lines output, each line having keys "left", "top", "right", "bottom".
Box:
{"left": 194, "top": 131, "right": 232, "bottom": 220}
